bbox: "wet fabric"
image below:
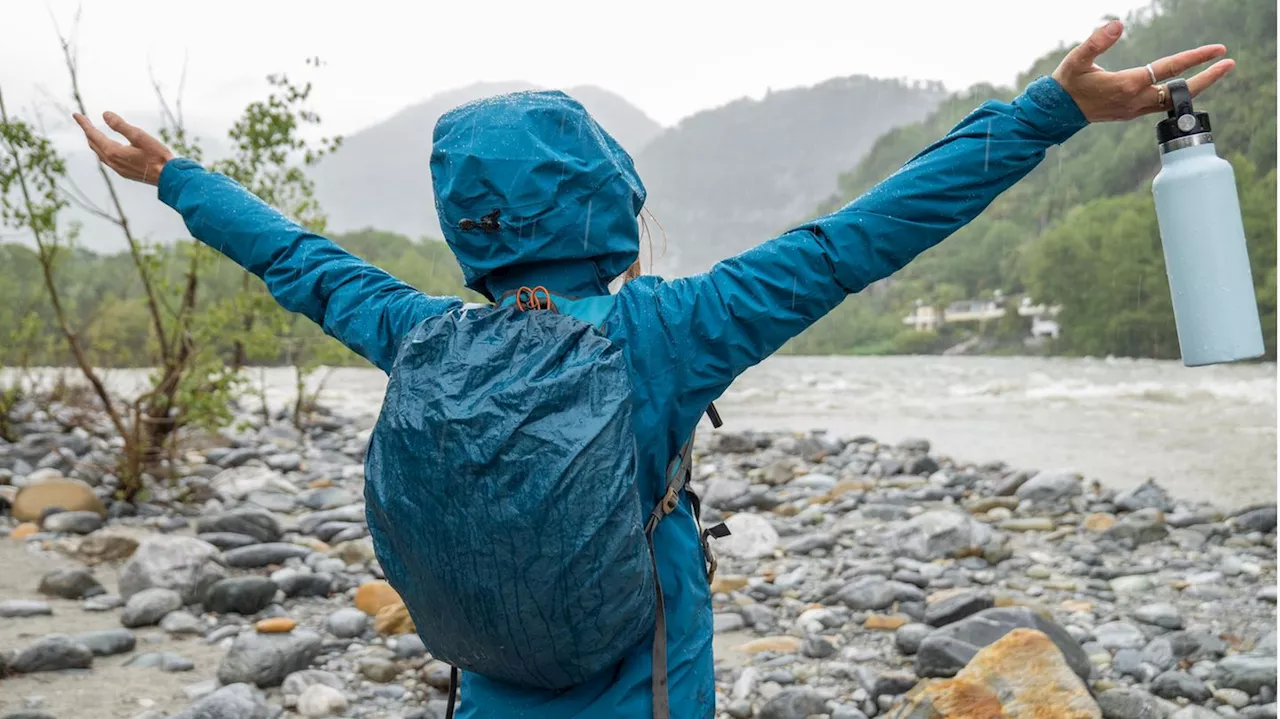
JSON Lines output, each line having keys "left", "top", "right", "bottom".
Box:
{"left": 365, "top": 301, "right": 656, "bottom": 689}
{"left": 157, "top": 75, "right": 1088, "bottom": 719}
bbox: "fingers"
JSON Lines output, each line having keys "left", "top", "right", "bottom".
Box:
{"left": 102, "top": 111, "right": 146, "bottom": 145}
{"left": 1187, "top": 58, "right": 1235, "bottom": 97}
{"left": 1064, "top": 20, "right": 1125, "bottom": 72}
{"left": 73, "top": 113, "right": 117, "bottom": 160}
{"left": 1134, "top": 44, "right": 1228, "bottom": 86}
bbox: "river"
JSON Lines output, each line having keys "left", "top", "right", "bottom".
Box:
{"left": 8, "top": 355, "right": 1276, "bottom": 507}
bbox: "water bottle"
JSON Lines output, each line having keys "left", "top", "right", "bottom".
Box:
{"left": 1151, "top": 79, "right": 1265, "bottom": 367}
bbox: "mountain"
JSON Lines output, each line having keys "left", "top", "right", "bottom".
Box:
{"left": 783, "top": 0, "right": 1277, "bottom": 361}
{"left": 635, "top": 76, "right": 947, "bottom": 275}
{"left": 307, "top": 82, "right": 664, "bottom": 241}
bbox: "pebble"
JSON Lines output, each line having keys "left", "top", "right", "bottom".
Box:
{"left": 121, "top": 588, "right": 183, "bottom": 628}
{"left": 203, "top": 576, "right": 280, "bottom": 615}
{"left": 11, "top": 634, "right": 94, "bottom": 673}
{"left": 296, "top": 684, "right": 349, "bottom": 717}
{"left": 0, "top": 599, "right": 53, "bottom": 618}
{"left": 255, "top": 617, "right": 297, "bottom": 633}
{"left": 125, "top": 651, "right": 196, "bottom": 672}
{"left": 161, "top": 611, "right": 206, "bottom": 636}
{"left": 217, "top": 628, "right": 323, "bottom": 687}
{"left": 72, "top": 629, "right": 136, "bottom": 657}
{"left": 325, "top": 607, "right": 368, "bottom": 638}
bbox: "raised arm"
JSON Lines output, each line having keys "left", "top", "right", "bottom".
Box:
{"left": 642, "top": 21, "right": 1234, "bottom": 417}
{"left": 73, "top": 114, "right": 461, "bottom": 373}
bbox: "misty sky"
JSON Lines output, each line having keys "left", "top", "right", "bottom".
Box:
{"left": 1, "top": 0, "right": 1161, "bottom": 145}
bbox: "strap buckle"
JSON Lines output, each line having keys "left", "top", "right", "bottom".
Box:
{"left": 661, "top": 486, "right": 680, "bottom": 515}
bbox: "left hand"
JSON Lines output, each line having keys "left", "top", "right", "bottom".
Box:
{"left": 1053, "top": 19, "right": 1234, "bottom": 122}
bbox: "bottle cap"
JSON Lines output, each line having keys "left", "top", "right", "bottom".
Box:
{"left": 1156, "top": 79, "right": 1212, "bottom": 145}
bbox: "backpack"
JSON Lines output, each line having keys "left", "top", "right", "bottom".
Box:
{"left": 364, "top": 286, "right": 727, "bottom": 719}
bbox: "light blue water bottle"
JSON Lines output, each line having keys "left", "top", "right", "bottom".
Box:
{"left": 1151, "top": 79, "right": 1265, "bottom": 367}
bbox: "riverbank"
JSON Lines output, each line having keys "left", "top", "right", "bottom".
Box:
{"left": 0, "top": 394, "right": 1275, "bottom": 718}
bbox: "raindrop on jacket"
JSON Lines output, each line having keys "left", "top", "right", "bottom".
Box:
{"left": 157, "top": 75, "right": 1087, "bottom": 719}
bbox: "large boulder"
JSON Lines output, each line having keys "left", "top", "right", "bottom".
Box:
{"left": 118, "top": 535, "right": 226, "bottom": 603}
{"left": 915, "top": 607, "right": 1090, "bottom": 682}
{"left": 217, "top": 629, "right": 323, "bottom": 687}
{"left": 891, "top": 511, "right": 994, "bottom": 561}
{"left": 1014, "top": 470, "right": 1083, "bottom": 504}
{"left": 12, "top": 477, "right": 105, "bottom": 522}
{"left": 887, "top": 629, "right": 1100, "bottom": 718}
{"left": 195, "top": 508, "right": 283, "bottom": 543}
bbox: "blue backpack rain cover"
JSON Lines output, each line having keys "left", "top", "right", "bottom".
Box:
{"left": 364, "top": 296, "right": 656, "bottom": 689}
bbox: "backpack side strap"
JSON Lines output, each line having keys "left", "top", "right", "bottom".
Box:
{"left": 643, "top": 403, "right": 729, "bottom": 719}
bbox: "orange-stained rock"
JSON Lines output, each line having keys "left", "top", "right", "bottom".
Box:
{"left": 865, "top": 615, "right": 910, "bottom": 631}
{"left": 737, "top": 636, "right": 802, "bottom": 654}
{"left": 256, "top": 617, "right": 297, "bottom": 633}
{"left": 374, "top": 602, "right": 415, "bottom": 635}
{"left": 9, "top": 522, "right": 39, "bottom": 539}
{"left": 885, "top": 629, "right": 1101, "bottom": 718}
{"left": 355, "top": 580, "right": 402, "bottom": 616}
{"left": 12, "top": 478, "right": 105, "bottom": 522}
{"left": 309, "top": 478, "right": 334, "bottom": 489}
{"left": 1083, "top": 513, "right": 1117, "bottom": 533}
{"left": 710, "top": 575, "right": 749, "bottom": 594}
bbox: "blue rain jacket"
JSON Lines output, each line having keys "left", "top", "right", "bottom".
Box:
{"left": 157, "top": 76, "right": 1087, "bottom": 719}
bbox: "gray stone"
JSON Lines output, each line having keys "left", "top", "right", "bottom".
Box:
{"left": 1105, "top": 508, "right": 1169, "bottom": 546}
{"left": 1097, "top": 688, "right": 1171, "bottom": 719}
{"left": 836, "top": 577, "right": 924, "bottom": 610}
{"left": 38, "top": 568, "right": 103, "bottom": 600}
{"left": 121, "top": 587, "right": 182, "bottom": 628}
{"left": 1150, "top": 670, "right": 1211, "bottom": 702}
{"left": 1115, "top": 479, "right": 1175, "bottom": 513}
{"left": 1214, "top": 688, "right": 1252, "bottom": 708}
{"left": 1015, "top": 470, "right": 1082, "bottom": 503}
{"left": 1215, "top": 654, "right": 1278, "bottom": 694}
{"left": 72, "top": 628, "right": 136, "bottom": 657}
{"left": 0, "top": 599, "right": 53, "bottom": 618}
{"left": 784, "top": 532, "right": 835, "bottom": 554}
{"left": 11, "top": 634, "right": 93, "bottom": 672}
{"left": 1095, "top": 621, "right": 1148, "bottom": 651}
{"left": 203, "top": 576, "right": 279, "bottom": 615}
{"left": 125, "top": 651, "right": 195, "bottom": 672}
{"left": 296, "top": 683, "right": 348, "bottom": 717}
{"left": 118, "top": 535, "right": 226, "bottom": 603}
{"left": 890, "top": 510, "right": 994, "bottom": 561}
{"left": 282, "top": 669, "right": 345, "bottom": 697}
{"left": 1168, "top": 708, "right": 1222, "bottom": 719}
{"left": 861, "top": 503, "right": 913, "bottom": 521}
{"left": 161, "top": 610, "right": 206, "bottom": 636}
{"left": 217, "top": 629, "right": 323, "bottom": 687}
{"left": 195, "top": 509, "right": 282, "bottom": 544}
{"left": 83, "top": 594, "right": 123, "bottom": 612}
{"left": 265, "top": 452, "right": 302, "bottom": 472}
{"left": 325, "top": 607, "right": 368, "bottom": 639}
{"left": 41, "top": 510, "right": 104, "bottom": 534}
{"left": 393, "top": 634, "right": 427, "bottom": 659}
{"left": 1133, "top": 603, "right": 1183, "bottom": 630}
{"left": 914, "top": 607, "right": 1090, "bottom": 681}
{"left": 1142, "top": 637, "right": 1178, "bottom": 671}
{"left": 895, "top": 623, "right": 932, "bottom": 655}
{"left": 299, "top": 487, "right": 357, "bottom": 512}
{"left": 1232, "top": 506, "right": 1278, "bottom": 534}
{"left": 359, "top": 657, "right": 399, "bottom": 683}
{"left": 757, "top": 687, "right": 829, "bottom": 719}
{"left": 273, "top": 570, "right": 331, "bottom": 598}
{"left": 214, "top": 447, "right": 261, "bottom": 469}
{"left": 923, "top": 591, "right": 993, "bottom": 627}
{"left": 245, "top": 491, "right": 298, "bottom": 513}
{"left": 221, "top": 543, "right": 313, "bottom": 568}
{"left": 714, "top": 613, "right": 746, "bottom": 633}
{"left": 168, "top": 683, "right": 270, "bottom": 719}
{"left": 992, "top": 470, "right": 1034, "bottom": 496}
{"left": 297, "top": 504, "right": 366, "bottom": 535}
{"left": 716, "top": 513, "right": 779, "bottom": 559}
{"left": 197, "top": 532, "right": 261, "bottom": 550}
{"left": 802, "top": 635, "right": 837, "bottom": 659}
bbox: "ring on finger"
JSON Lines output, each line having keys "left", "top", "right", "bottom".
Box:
{"left": 1155, "top": 85, "right": 1168, "bottom": 109}
{"left": 1146, "top": 63, "right": 1158, "bottom": 85}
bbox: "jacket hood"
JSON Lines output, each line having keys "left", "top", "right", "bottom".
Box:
{"left": 430, "top": 90, "right": 646, "bottom": 301}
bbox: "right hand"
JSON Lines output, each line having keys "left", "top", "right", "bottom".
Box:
{"left": 72, "top": 112, "right": 175, "bottom": 186}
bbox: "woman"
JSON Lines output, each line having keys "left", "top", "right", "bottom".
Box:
{"left": 77, "top": 20, "right": 1232, "bottom": 719}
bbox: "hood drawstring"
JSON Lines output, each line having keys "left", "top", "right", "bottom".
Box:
{"left": 458, "top": 209, "right": 502, "bottom": 232}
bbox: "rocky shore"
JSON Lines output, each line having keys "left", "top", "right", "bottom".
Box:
{"left": 0, "top": 396, "right": 1275, "bottom": 719}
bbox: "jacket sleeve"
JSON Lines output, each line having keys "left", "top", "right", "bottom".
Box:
{"left": 157, "top": 158, "right": 463, "bottom": 373}
{"left": 649, "top": 76, "right": 1088, "bottom": 412}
